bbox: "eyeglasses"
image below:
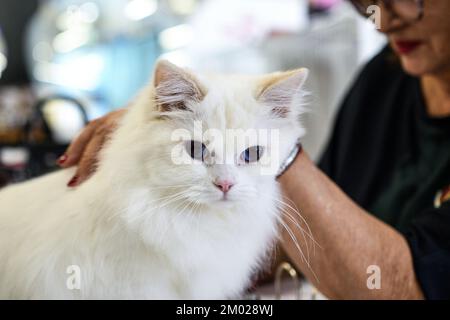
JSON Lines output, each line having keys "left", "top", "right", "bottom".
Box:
{"left": 349, "top": 0, "right": 424, "bottom": 22}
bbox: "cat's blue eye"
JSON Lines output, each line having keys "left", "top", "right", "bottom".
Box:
{"left": 186, "top": 140, "right": 207, "bottom": 161}
{"left": 241, "top": 146, "right": 264, "bottom": 163}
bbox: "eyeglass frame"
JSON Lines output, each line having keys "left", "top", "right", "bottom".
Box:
{"left": 349, "top": 0, "right": 424, "bottom": 22}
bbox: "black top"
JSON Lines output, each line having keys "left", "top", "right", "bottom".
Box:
{"left": 319, "top": 46, "right": 450, "bottom": 299}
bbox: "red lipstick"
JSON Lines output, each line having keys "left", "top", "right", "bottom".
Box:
{"left": 394, "top": 40, "right": 423, "bottom": 54}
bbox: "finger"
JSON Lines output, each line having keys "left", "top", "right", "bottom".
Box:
{"left": 59, "top": 109, "right": 127, "bottom": 167}
{"left": 67, "top": 131, "right": 107, "bottom": 187}
{"left": 58, "top": 119, "right": 101, "bottom": 168}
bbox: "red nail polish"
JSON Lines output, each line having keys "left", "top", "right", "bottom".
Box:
{"left": 57, "top": 154, "right": 68, "bottom": 165}
{"left": 67, "top": 176, "right": 79, "bottom": 187}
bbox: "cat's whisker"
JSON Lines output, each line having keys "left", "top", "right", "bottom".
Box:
{"left": 275, "top": 215, "right": 319, "bottom": 283}
{"left": 275, "top": 204, "right": 311, "bottom": 263}
{"left": 150, "top": 193, "right": 192, "bottom": 212}
{"left": 277, "top": 206, "right": 311, "bottom": 264}
{"left": 275, "top": 202, "right": 318, "bottom": 251}
{"left": 123, "top": 190, "right": 193, "bottom": 225}
{"left": 143, "top": 194, "right": 188, "bottom": 212}
{"left": 259, "top": 191, "right": 320, "bottom": 281}
{"left": 260, "top": 191, "right": 317, "bottom": 249}
{"left": 173, "top": 192, "right": 203, "bottom": 221}
{"left": 186, "top": 199, "right": 203, "bottom": 230}
{"left": 278, "top": 194, "right": 320, "bottom": 252}
{"left": 155, "top": 199, "right": 195, "bottom": 245}
{"left": 168, "top": 198, "right": 193, "bottom": 233}
{"left": 275, "top": 215, "right": 308, "bottom": 265}
{"left": 273, "top": 196, "right": 321, "bottom": 250}
{"left": 147, "top": 191, "right": 187, "bottom": 203}
{"left": 149, "top": 192, "right": 192, "bottom": 205}
{"left": 149, "top": 184, "right": 197, "bottom": 190}
{"left": 274, "top": 200, "right": 319, "bottom": 267}
{"left": 189, "top": 200, "right": 200, "bottom": 233}
{"left": 149, "top": 188, "right": 194, "bottom": 205}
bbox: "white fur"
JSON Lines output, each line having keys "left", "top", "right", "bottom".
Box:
{"left": 0, "top": 62, "right": 307, "bottom": 299}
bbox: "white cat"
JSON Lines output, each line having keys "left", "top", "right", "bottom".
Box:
{"left": 0, "top": 60, "right": 308, "bottom": 299}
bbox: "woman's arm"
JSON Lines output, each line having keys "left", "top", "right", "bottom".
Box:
{"left": 278, "top": 151, "right": 424, "bottom": 299}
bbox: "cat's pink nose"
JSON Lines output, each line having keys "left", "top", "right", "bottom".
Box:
{"left": 214, "top": 180, "right": 234, "bottom": 193}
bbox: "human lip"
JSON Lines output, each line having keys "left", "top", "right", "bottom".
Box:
{"left": 394, "top": 40, "right": 423, "bottom": 54}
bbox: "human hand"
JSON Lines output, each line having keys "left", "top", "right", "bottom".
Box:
{"left": 57, "top": 109, "right": 126, "bottom": 187}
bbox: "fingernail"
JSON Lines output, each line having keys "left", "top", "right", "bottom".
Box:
{"left": 57, "top": 154, "right": 68, "bottom": 165}
{"left": 67, "top": 175, "right": 79, "bottom": 187}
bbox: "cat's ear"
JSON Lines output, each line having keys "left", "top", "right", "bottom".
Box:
{"left": 257, "top": 68, "right": 308, "bottom": 118}
{"left": 153, "top": 60, "right": 206, "bottom": 112}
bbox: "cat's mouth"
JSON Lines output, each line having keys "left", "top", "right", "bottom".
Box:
{"left": 215, "top": 192, "right": 242, "bottom": 206}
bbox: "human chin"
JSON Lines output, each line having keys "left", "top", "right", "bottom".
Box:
{"left": 395, "top": 45, "right": 440, "bottom": 76}
{"left": 398, "top": 53, "right": 432, "bottom": 76}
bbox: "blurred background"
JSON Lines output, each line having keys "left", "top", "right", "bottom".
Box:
{"left": 0, "top": 0, "right": 386, "bottom": 187}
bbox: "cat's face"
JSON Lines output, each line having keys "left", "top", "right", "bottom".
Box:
{"left": 139, "top": 61, "right": 307, "bottom": 209}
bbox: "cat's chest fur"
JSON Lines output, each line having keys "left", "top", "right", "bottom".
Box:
{"left": 92, "top": 181, "right": 279, "bottom": 299}
{"left": 0, "top": 169, "right": 279, "bottom": 299}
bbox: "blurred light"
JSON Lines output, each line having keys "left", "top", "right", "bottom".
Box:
{"left": 125, "top": 0, "right": 158, "bottom": 21}
{"left": 0, "top": 148, "right": 29, "bottom": 167}
{"left": 33, "top": 41, "right": 53, "bottom": 62}
{"left": 0, "top": 28, "right": 6, "bottom": 78}
{"left": 42, "top": 99, "right": 86, "bottom": 144}
{"left": 53, "top": 28, "right": 90, "bottom": 53}
{"left": 56, "top": 5, "right": 76, "bottom": 30}
{"left": 27, "top": 0, "right": 162, "bottom": 108}
{"left": 168, "top": 0, "right": 197, "bottom": 15}
{"left": 159, "top": 24, "right": 193, "bottom": 51}
{"left": 160, "top": 50, "right": 191, "bottom": 67}
{"left": 0, "top": 52, "right": 6, "bottom": 75}
{"left": 33, "top": 53, "right": 104, "bottom": 91}
{"left": 79, "top": 2, "right": 100, "bottom": 23}
{"left": 56, "top": 2, "right": 99, "bottom": 30}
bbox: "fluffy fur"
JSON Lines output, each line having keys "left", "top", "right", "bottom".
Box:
{"left": 0, "top": 61, "right": 308, "bottom": 299}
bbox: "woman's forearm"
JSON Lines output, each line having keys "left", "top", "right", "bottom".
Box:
{"left": 278, "top": 152, "right": 424, "bottom": 299}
